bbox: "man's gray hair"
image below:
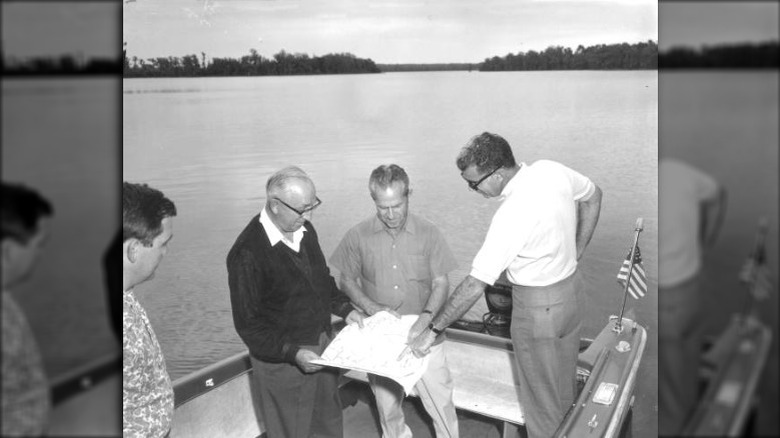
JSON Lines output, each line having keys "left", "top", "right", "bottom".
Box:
{"left": 369, "top": 164, "right": 410, "bottom": 200}
{"left": 266, "top": 166, "right": 313, "bottom": 198}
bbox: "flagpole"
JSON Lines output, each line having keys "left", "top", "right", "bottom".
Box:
{"left": 615, "top": 217, "right": 644, "bottom": 333}
{"left": 741, "top": 217, "right": 768, "bottom": 322}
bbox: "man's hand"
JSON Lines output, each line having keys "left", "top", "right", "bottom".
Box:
{"left": 407, "top": 312, "right": 433, "bottom": 344}
{"left": 294, "top": 349, "right": 324, "bottom": 373}
{"left": 345, "top": 309, "right": 367, "bottom": 328}
{"left": 398, "top": 327, "right": 437, "bottom": 360}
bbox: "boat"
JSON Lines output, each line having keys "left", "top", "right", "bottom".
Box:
{"left": 171, "top": 219, "right": 649, "bottom": 437}
{"left": 170, "top": 312, "right": 645, "bottom": 438}
{"left": 681, "top": 218, "right": 774, "bottom": 436}
{"left": 47, "top": 352, "right": 122, "bottom": 436}
{"left": 682, "top": 314, "right": 772, "bottom": 436}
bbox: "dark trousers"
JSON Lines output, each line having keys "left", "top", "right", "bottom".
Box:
{"left": 251, "top": 332, "right": 343, "bottom": 438}
{"left": 510, "top": 272, "right": 581, "bottom": 438}
{"left": 658, "top": 274, "right": 702, "bottom": 436}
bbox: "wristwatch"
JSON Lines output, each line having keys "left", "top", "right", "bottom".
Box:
{"left": 427, "top": 322, "right": 444, "bottom": 335}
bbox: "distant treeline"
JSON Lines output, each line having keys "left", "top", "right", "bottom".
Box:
{"left": 378, "top": 63, "right": 478, "bottom": 72}
{"left": 123, "top": 47, "right": 380, "bottom": 77}
{"left": 480, "top": 41, "right": 658, "bottom": 71}
{"left": 1, "top": 54, "right": 121, "bottom": 76}
{"left": 659, "top": 41, "right": 778, "bottom": 68}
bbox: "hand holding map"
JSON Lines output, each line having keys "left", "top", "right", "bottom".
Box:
{"left": 312, "top": 311, "right": 430, "bottom": 394}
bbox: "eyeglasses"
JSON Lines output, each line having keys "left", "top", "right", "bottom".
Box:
{"left": 274, "top": 196, "right": 322, "bottom": 216}
{"left": 466, "top": 167, "right": 500, "bottom": 191}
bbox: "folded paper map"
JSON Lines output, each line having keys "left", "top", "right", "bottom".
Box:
{"left": 312, "top": 311, "right": 429, "bottom": 394}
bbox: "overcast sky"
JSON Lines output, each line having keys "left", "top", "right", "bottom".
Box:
{"left": 123, "top": 0, "right": 657, "bottom": 64}
{"left": 659, "top": 2, "right": 778, "bottom": 51}
{"left": 2, "top": 2, "right": 119, "bottom": 59}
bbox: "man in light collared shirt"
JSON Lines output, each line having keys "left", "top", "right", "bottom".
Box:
{"left": 330, "top": 164, "right": 459, "bottom": 438}
{"left": 227, "top": 166, "right": 364, "bottom": 438}
{"left": 405, "top": 132, "right": 602, "bottom": 438}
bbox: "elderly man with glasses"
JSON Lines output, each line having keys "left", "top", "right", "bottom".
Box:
{"left": 227, "top": 165, "right": 364, "bottom": 438}
{"left": 404, "top": 132, "right": 602, "bottom": 438}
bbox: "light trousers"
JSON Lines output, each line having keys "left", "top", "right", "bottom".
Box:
{"left": 510, "top": 272, "right": 581, "bottom": 438}
{"left": 368, "top": 343, "right": 459, "bottom": 438}
{"left": 658, "top": 274, "right": 702, "bottom": 436}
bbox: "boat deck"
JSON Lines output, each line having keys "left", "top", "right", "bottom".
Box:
{"left": 341, "top": 380, "right": 509, "bottom": 438}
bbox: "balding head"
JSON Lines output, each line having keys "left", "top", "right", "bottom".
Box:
{"left": 266, "top": 166, "right": 315, "bottom": 200}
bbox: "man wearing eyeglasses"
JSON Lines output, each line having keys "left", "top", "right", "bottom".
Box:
{"left": 330, "top": 164, "right": 459, "bottom": 438}
{"left": 227, "top": 165, "right": 365, "bottom": 438}
{"left": 404, "top": 132, "right": 602, "bottom": 438}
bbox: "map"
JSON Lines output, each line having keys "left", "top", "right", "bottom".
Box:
{"left": 312, "top": 311, "right": 429, "bottom": 394}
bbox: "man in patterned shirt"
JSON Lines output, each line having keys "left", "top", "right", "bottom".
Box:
{"left": 1, "top": 182, "right": 53, "bottom": 437}
{"left": 123, "top": 182, "right": 177, "bottom": 438}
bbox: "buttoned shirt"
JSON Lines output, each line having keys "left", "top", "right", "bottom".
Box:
{"left": 260, "top": 206, "right": 306, "bottom": 252}
{"left": 123, "top": 289, "right": 173, "bottom": 438}
{"left": 471, "top": 160, "right": 596, "bottom": 287}
{"left": 2, "top": 291, "right": 50, "bottom": 437}
{"left": 329, "top": 213, "right": 458, "bottom": 316}
{"left": 659, "top": 158, "right": 719, "bottom": 287}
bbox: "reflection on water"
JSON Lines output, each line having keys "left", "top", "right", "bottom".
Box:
{"left": 124, "top": 71, "right": 658, "bottom": 432}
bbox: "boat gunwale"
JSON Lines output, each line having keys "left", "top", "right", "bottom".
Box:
{"left": 728, "top": 323, "right": 772, "bottom": 436}
{"left": 605, "top": 319, "right": 648, "bottom": 437}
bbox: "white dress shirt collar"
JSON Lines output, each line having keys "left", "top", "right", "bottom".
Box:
{"left": 260, "top": 206, "right": 306, "bottom": 252}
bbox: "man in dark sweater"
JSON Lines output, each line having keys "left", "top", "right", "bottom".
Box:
{"left": 227, "top": 166, "right": 364, "bottom": 438}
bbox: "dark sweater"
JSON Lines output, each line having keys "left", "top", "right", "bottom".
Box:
{"left": 227, "top": 215, "right": 353, "bottom": 364}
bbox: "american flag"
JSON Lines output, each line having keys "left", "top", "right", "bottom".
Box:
{"left": 617, "top": 245, "right": 647, "bottom": 300}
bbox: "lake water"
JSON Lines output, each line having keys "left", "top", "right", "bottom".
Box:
{"left": 123, "top": 70, "right": 658, "bottom": 435}
{"left": 660, "top": 71, "right": 779, "bottom": 435}
{"left": 2, "top": 78, "right": 120, "bottom": 378}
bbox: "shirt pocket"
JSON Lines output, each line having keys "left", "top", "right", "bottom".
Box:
{"left": 407, "top": 255, "right": 432, "bottom": 282}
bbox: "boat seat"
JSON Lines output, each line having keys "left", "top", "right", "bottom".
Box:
{"left": 339, "top": 328, "right": 526, "bottom": 438}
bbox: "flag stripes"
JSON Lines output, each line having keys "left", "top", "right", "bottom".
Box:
{"left": 617, "top": 246, "right": 647, "bottom": 300}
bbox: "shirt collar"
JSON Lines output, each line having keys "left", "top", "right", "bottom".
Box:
{"left": 499, "top": 162, "right": 526, "bottom": 201}
{"left": 260, "top": 206, "right": 306, "bottom": 247}
{"left": 371, "top": 214, "right": 416, "bottom": 235}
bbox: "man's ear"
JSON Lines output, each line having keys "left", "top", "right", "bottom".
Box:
{"left": 124, "top": 239, "right": 138, "bottom": 264}
{"left": 1, "top": 240, "right": 12, "bottom": 264}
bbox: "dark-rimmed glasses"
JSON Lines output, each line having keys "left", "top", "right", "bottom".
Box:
{"left": 274, "top": 197, "right": 322, "bottom": 216}
{"left": 466, "top": 167, "right": 499, "bottom": 191}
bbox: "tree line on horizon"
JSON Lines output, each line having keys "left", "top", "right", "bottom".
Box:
{"left": 480, "top": 41, "right": 658, "bottom": 71}
{"left": 1, "top": 50, "right": 121, "bottom": 76}
{"left": 659, "top": 41, "right": 778, "bottom": 68}
{"left": 123, "top": 47, "right": 381, "bottom": 77}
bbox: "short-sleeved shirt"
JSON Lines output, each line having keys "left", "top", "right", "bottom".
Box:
{"left": 329, "top": 213, "right": 458, "bottom": 316}
{"left": 2, "top": 291, "right": 50, "bottom": 437}
{"left": 123, "top": 289, "right": 174, "bottom": 438}
{"left": 659, "top": 159, "right": 719, "bottom": 287}
{"left": 471, "top": 160, "right": 596, "bottom": 287}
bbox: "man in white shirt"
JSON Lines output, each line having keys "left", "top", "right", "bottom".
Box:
{"left": 658, "top": 158, "right": 725, "bottom": 436}
{"left": 404, "top": 132, "right": 602, "bottom": 438}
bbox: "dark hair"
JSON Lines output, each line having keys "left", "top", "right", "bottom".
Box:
{"left": 123, "top": 182, "right": 177, "bottom": 246}
{"left": 455, "top": 132, "right": 517, "bottom": 173}
{"left": 369, "top": 164, "right": 410, "bottom": 199}
{"left": 1, "top": 182, "right": 54, "bottom": 244}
